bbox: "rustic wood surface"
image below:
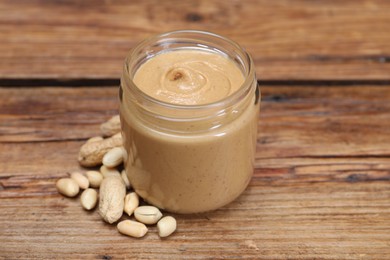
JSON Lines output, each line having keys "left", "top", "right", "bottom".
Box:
{"left": 1, "top": 0, "right": 390, "bottom": 80}
{"left": 1, "top": 0, "right": 390, "bottom": 259}
{"left": 1, "top": 86, "right": 389, "bottom": 259}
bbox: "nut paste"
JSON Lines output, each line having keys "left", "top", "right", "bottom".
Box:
{"left": 133, "top": 50, "right": 244, "bottom": 105}
{"left": 120, "top": 31, "right": 259, "bottom": 213}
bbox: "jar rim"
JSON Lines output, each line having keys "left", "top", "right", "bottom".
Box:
{"left": 123, "top": 30, "right": 256, "bottom": 111}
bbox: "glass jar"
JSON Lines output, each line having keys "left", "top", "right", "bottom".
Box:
{"left": 120, "top": 30, "right": 260, "bottom": 214}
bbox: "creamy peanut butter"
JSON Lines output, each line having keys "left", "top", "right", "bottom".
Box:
{"left": 133, "top": 50, "right": 245, "bottom": 105}
{"left": 121, "top": 47, "right": 259, "bottom": 214}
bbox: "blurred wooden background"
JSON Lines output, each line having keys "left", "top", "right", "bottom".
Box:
{"left": 0, "top": 0, "right": 389, "bottom": 259}
{"left": 1, "top": 0, "right": 390, "bottom": 81}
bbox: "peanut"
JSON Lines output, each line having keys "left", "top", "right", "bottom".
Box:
{"left": 78, "top": 134, "right": 123, "bottom": 167}
{"left": 86, "top": 136, "right": 104, "bottom": 143}
{"left": 100, "top": 165, "right": 120, "bottom": 178}
{"left": 56, "top": 178, "right": 80, "bottom": 197}
{"left": 100, "top": 115, "right": 121, "bottom": 137}
{"left": 102, "top": 147, "right": 124, "bottom": 168}
{"left": 99, "top": 175, "right": 126, "bottom": 224}
{"left": 70, "top": 172, "right": 89, "bottom": 190}
{"left": 117, "top": 220, "right": 148, "bottom": 238}
{"left": 157, "top": 216, "right": 177, "bottom": 238}
{"left": 124, "top": 192, "right": 139, "bottom": 216}
{"left": 121, "top": 170, "right": 131, "bottom": 189}
{"left": 80, "top": 188, "right": 98, "bottom": 210}
{"left": 112, "top": 132, "right": 122, "bottom": 139}
{"left": 85, "top": 170, "right": 103, "bottom": 188}
{"left": 134, "top": 206, "right": 162, "bottom": 225}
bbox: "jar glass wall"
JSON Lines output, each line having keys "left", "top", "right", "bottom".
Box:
{"left": 120, "top": 30, "right": 260, "bottom": 213}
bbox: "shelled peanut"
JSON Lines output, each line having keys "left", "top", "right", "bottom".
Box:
{"left": 55, "top": 115, "right": 177, "bottom": 239}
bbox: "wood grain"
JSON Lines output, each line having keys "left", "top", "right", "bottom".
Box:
{"left": 1, "top": 183, "right": 389, "bottom": 259}
{"left": 1, "top": 0, "right": 390, "bottom": 80}
{"left": 2, "top": 86, "right": 390, "bottom": 155}
{"left": 0, "top": 86, "right": 389, "bottom": 259}
{"left": 1, "top": 1, "right": 389, "bottom": 258}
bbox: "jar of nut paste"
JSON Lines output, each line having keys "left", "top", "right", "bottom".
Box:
{"left": 120, "top": 30, "right": 260, "bottom": 213}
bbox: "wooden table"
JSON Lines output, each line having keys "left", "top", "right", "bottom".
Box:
{"left": 1, "top": 1, "right": 389, "bottom": 259}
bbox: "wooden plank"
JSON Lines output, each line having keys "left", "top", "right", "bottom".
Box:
{"left": 1, "top": 0, "right": 390, "bottom": 80}
{"left": 0, "top": 85, "right": 389, "bottom": 258}
{"left": 0, "top": 183, "right": 389, "bottom": 259}
{"left": 1, "top": 86, "right": 390, "bottom": 157}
